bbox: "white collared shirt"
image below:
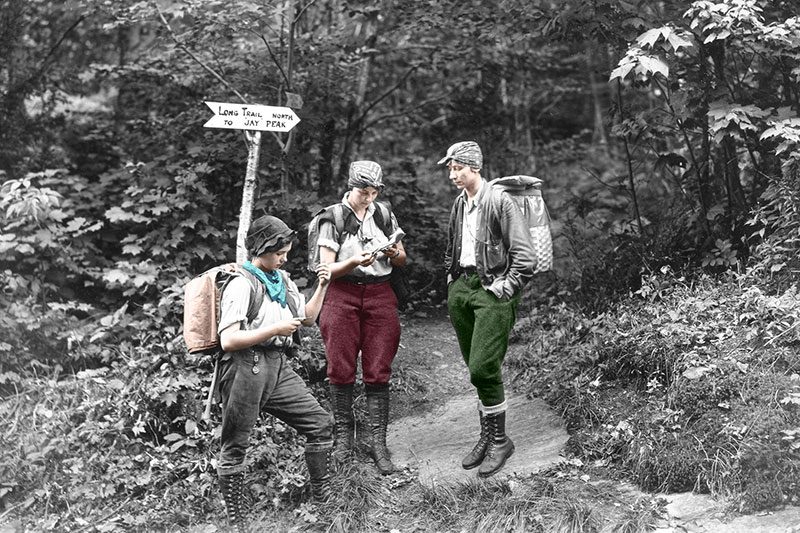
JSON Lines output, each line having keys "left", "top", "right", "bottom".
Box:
{"left": 218, "top": 273, "right": 305, "bottom": 347}
{"left": 459, "top": 180, "right": 484, "bottom": 268}
{"left": 318, "top": 193, "right": 401, "bottom": 278}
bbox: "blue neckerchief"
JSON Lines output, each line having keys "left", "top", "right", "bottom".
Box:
{"left": 242, "top": 261, "right": 287, "bottom": 308}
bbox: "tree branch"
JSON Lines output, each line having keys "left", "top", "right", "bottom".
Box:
{"left": 357, "top": 65, "right": 419, "bottom": 125}
{"left": 254, "top": 30, "right": 290, "bottom": 87}
{"left": 156, "top": 5, "right": 285, "bottom": 149}
{"left": 294, "top": 0, "right": 319, "bottom": 23}
{"left": 155, "top": 5, "right": 247, "bottom": 104}
{"left": 363, "top": 95, "right": 446, "bottom": 130}
{"left": 15, "top": 15, "right": 86, "bottom": 95}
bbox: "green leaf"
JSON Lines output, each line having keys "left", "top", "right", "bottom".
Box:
{"left": 132, "top": 273, "right": 156, "bottom": 288}
{"left": 666, "top": 32, "right": 693, "bottom": 52}
{"left": 638, "top": 55, "right": 669, "bottom": 78}
{"left": 103, "top": 269, "right": 130, "bottom": 285}
{"left": 636, "top": 27, "right": 665, "bottom": 48}
{"left": 105, "top": 207, "right": 149, "bottom": 223}
{"left": 609, "top": 62, "right": 635, "bottom": 81}
{"left": 123, "top": 244, "right": 144, "bottom": 256}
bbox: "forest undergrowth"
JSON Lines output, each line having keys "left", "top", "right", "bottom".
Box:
{"left": 510, "top": 268, "right": 800, "bottom": 516}
{"left": 3, "top": 267, "right": 800, "bottom": 532}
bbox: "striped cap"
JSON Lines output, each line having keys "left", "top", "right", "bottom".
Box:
{"left": 437, "top": 141, "right": 483, "bottom": 169}
{"left": 348, "top": 160, "right": 384, "bottom": 189}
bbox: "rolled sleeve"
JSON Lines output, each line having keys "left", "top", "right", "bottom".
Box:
{"left": 317, "top": 220, "right": 340, "bottom": 253}
{"left": 218, "top": 276, "right": 253, "bottom": 334}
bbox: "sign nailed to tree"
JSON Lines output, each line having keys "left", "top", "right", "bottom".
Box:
{"left": 203, "top": 101, "right": 300, "bottom": 132}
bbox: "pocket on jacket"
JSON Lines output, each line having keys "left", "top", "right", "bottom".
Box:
{"left": 484, "top": 239, "right": 506, "bottom": 271}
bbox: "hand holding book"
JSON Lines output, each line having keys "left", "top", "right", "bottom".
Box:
{"left": 366, "top": 229, "right": 405, "bottom": 257}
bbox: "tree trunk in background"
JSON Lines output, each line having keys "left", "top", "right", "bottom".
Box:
{"left": 707, "top": 42, "right": 746, "bottom": 215}
{"left": 586, "top": 41, "right": 609, "bottom": 157}
{"left": 697, "top": 43, "right": 713, "bottom": 216}
{"left": 336, "top": 4, "right": 379, "bottom": 185}
{"left": 721, "top": 136, "right": 746, "bottom": 213}
{"left": 0, "top": 0, "right": 28, "bottom": 178}
{"left": 318, "top": 116, "right": 336, "bottom": 195}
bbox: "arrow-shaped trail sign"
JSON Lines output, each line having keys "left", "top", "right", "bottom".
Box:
{"left": 204, "top": 101, "right": 300, "bottom": 132}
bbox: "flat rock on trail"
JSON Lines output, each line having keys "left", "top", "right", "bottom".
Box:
{"left": 387, "top": 307, "right": 569, "bottom": 486}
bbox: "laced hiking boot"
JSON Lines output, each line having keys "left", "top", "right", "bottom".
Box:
{"left": 329, "top": 383, "right": 355, "bottom": 462}
{"left": 462, "top": 410, "right": 489, "bottom": 470}
{"left": 218, "top": 471, "right": 247, "bottom": 532}
{"left": 305, "top": 449, "right": 333, "bottom": 503}
{"left": 477, "top": 411, "right": 515, "bottom": 478}
{"left": 365, "top": 383, "right": 396, "bottom": 475}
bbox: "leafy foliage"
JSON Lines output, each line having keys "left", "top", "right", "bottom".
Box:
{"left": 3, "top": 0, "right": 800, "bottom": 529}
{"left": 511, "top": 270, "right": 800, "bottom": 511}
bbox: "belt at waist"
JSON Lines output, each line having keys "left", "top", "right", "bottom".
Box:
{"left": 252, "top": 344, "right": 288, "bottom": 353}
{"left": 456, "top": 266, "right": 478, "bottom": 278}
{"left": 339, "top": 274, "right": 391, "bottom": 285}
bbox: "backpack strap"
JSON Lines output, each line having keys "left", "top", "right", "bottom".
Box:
{"left": 315, "top": 203, "right": 347, "bottom": 241}
{"left": 234, "top": 267, "right": 266, "bottom": 323}
{"left": 326, "top": 201, "right": 392, "bottom": 242}
{"left": 238, "top": 267, "right": 303, "bottom": 347}
{"left": 331, "top": 203, "right": 346, "bottom": 235}
{"left": 372, "top": 201, "right": 392, "bottom": 236}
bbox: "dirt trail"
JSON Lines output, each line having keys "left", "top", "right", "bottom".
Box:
{"left": 387, "top": 306, "right": 568, "bottom": 485}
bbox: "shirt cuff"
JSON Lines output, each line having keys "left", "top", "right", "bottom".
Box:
{"left": 318, "top": 238, "right": 340, "bottom": 252}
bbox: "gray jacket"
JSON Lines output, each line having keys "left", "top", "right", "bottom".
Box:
{"left": 445, "top": 180, "right": 535, "bottom": 299}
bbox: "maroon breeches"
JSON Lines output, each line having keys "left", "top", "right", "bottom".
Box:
{"left": 319, "top": 279, "right": 401, "bottom": 385}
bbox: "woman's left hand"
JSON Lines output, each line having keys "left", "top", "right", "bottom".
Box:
{"left": 382, "top": 245, "right": 399, "bottom": 260}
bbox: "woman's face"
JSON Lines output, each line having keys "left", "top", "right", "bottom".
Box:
{"left": 349, "top": 186, "right": 380, "bottom": 210}
{"left": 254, "top": 243, "right": 292, "bottom": 271}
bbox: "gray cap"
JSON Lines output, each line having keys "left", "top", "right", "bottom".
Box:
{"left": 437, "top": 141, "right": 483, "bottom": 169}
{"left": 348, "top": 160, "right": 384, "bottom": 189}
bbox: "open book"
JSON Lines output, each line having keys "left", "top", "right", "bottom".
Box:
{"left": 366, "top": 229, "right": 405, "bottom": 257}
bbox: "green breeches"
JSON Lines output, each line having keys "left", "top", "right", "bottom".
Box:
{"left": 446, "top": 273, "right": 520, "bottom": 407}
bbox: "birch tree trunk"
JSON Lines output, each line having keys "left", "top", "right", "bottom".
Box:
{"left": 236, "top": 131, "right": 262, "bottom": 264}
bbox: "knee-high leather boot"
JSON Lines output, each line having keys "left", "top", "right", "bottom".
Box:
{"left": 478, "top": 411, "right": 515, "bottom": 478}
{"left": 365, "top": 383, "right": 395, "bottom": 475}
{"left": 462, "top": 407, "right": 489, "bottom": 470}
{"left": 218, "top": 472, "right": 247, "bottom": 532}
{"left": 329, "top": 383, "right": 355, "bottom": 461}
{"left": 305, "top": 449, "right": 332, "bottom": 502}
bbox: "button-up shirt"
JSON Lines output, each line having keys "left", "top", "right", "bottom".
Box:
{"left": 318, "top": 193, "right": 401, "bottom": 279}
{"left": 459, "top": 180, "right": 484, "bottom": 268}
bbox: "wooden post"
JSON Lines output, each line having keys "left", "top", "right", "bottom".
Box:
{"left": 236, "top": 131, "right": 262, "bottom": 264}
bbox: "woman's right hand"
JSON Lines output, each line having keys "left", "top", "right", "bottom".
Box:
{"left": 352, "top": 250, "right": 376, "bottom": 267}
{"left": 272, "top": 318, "right": 302, "bottom": 337}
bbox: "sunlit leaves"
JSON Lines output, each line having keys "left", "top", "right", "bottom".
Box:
{"left": 105, "top": 206, "right": 149, "bottom": 223}
{"left": 0, "top": 178, "right": 63, "bottom": 224}
{"left": 685, "top": 0, "right": 765, "bottom": 44}
{"left": 707, "top": 101, "right": 772, "bottom": 142}
{"left": 636, "top": 26, "right": 693, "bottom": 52}
{"left": 102, "top": 261, "right": 158, "bottom": 294}
{"left": 761, "top": 117, "right": 800, "bottom": 155}
{"left": 611, "top": 24, "right": 695, "bottom": 82}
